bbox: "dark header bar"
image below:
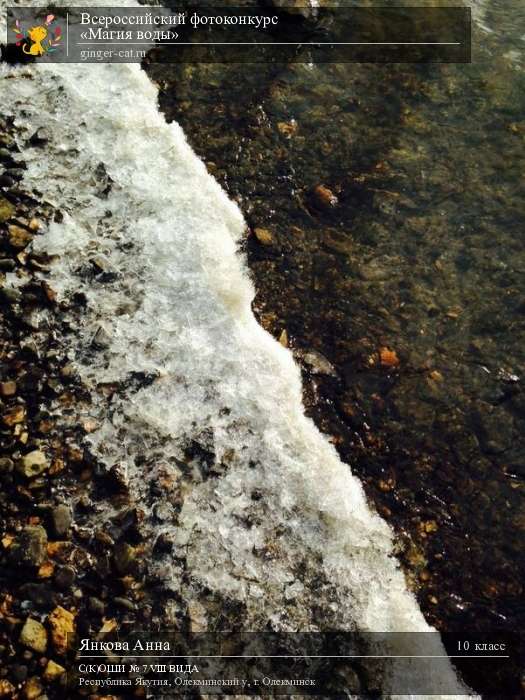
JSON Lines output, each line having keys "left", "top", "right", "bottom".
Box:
{"left": 5, "top": 6, "right": 471, "bottom": 63}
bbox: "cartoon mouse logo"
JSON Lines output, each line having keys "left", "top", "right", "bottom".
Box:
{"left": 12, "top": 15, "right": 62, "bottom": 56}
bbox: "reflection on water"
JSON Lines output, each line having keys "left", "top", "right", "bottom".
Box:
{"left": 145, "top": 1, "right": 523, "bottom": 693}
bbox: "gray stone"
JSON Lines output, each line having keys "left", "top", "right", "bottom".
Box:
{"left": 0, "top": 457, "right": 14, "bottom": 473}
{"left": 51, "top": 504, "right": 72, "bottom": 537}
{"left": 54, "top": 566, "right": 75, "bottom": 590}
{"left": 11, "top": 526, "right": 48, "bottom": 568}
{"left": 88, "top": 597, "right": 105, "bottom": 616}
{"left": 92, "top": 325, "right": 112, "bottom": 349}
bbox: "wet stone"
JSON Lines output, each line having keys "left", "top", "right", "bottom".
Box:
{"left": 254, "top": 227, "right": 274, "bottom": 246}
{"left": 22, "top": 676, "right": 43, "bottom": 700}
{"left": 0, "top": 196, "right": 15, "bottom": 222}
{"left": 10, "top": 526, "right": 48, "bottom": 568}
{"left": 92, "top": 325, "right": 112, "bottom": 349}
{"left": 48, "top": 606, "right": 75, "bottom": 655}
{"left": 88, "top": 597, "right": 105, "bottom": 616}
{"left": 475, "top": 405, "right": 514, "bottom": 453}
{"left": 2, "top": 404, "right": 25, "bottom": 427}
{"left": 113, "top": 542, "right": 136, "bottom": 574}
{"left": 0, "top": 457, "right": 14, "bottom": 474}
{"left": 6, "top": 168, "right": 24, "bottom": 181}
{"left": 0, "top": 287, "right": 22, "bottom": 304}
{"left": 19, "top": 618, "right": 47, "bottom": 654}
{"left": 312, "top": 184, "right": 338, "bottom": 209}
{"left": 0, "top": 173, "right": 15, "bottom": 189}
{"left": 8, "top": 224, "right": 33, "bottom": 249}
{"left": 29, "top": 127, "right": 51, "bottom": 146}
{"left": 0, "top": 258, "right": 16, "bottom": 271}
{"left": 17, "top": 450, "right": 49, "bottom": 478}
{"left": 51, "top": 504, "right": 71, "bottom": 537}
{"left": 0, "top": 380, "right": 17, "bottom": 397}
{"left": 12, "top": 665, "right": 28, "bottom": 683}
{"left": 19, "top": 583, "right": 57, "bottom": 608}
{"left": 0, "top": 680, "right": 15, "bottom": 697}
{"left": 43, "top": 660, "right": 65, "bottom": 682}
{"left": 54, "top": 565, "right": 75, "bottom": 590}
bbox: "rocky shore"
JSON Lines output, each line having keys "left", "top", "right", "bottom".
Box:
{"left": 0, "top": 115, "right": 185, "bottom": 698}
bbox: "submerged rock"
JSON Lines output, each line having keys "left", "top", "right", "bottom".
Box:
{"left": 312, "top": 184, "right": 338, "bottom": 209}
{"left": 296, "top": 348, "right": 337, "bottom": 376}
{"left": 254, "top": 227, "right": 274, "bottom": 246}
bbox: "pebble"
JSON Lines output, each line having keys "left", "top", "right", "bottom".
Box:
{"left": 48, "top": 606, "right": 75, "bottom": 655}
{"left": 51, "top": 504, "right": 72, "bottom": 537}
{"left": 0, "top": 287, "right": 22, "bottom": 304}
{"left": 297, "top": 349, "right": 337, "bottom": 376}
{"left": 0, "top": 380, "right": 17, "bottom": 397}
{"left": 17, "top": 450, "right": 49, "bottom": 478}
{"left": 54, "top": 565, "right": 75, "bottom": 590}
{"left": 0, "top": 457, "right": 14, "bottom": 473}
{"left": 7, "top": 167, "right": 25, "bottom": 181}
{"left": 19, "top": 618, "right": 47, "bottom": 654}
{"left": 92, "top": 325, "right": 112, "bottom": 349}
{"left": 8, "top": 224, "right": 33, "bottom": 249}
{"left": 254, "top": 227, "right": 274, "bottom": 246}
{"left": 43, "top": 660, "right": 65, "bottom": 682}
{"left": 29, "top": 127, "right": 50, "bottom": 146}
{"left": 0, "top": 173, "right": 15, "bottom": 188}
{"left": 113, "top": 542, "right": 136, "bottom": 574}
{"left": 13, "top": 526, "right": 48, "bottom": 568}
{"left": 19, "top": 583, "right": 56, "bottom": 608}
{"left": 22, "top": 676, "right": 43, "bottom": 700}
{"left": 2, "top": 404, "right": 25, "bottom": 427}
{"left": 313, "top": 184, "right": 338, "bottom": 209}
{"left": 0, "top": 147, "right": 12, "bottom": 160}
{"left": 379, "top": 347, "right": 400, "bottom": 368}
{"left": 0, "top": 258, "right": 16, "bottom": 271}
{"left": 88, "top": 596, "right": 105, "bottom": 616}
{"left": 0, "top": 680, "right": 15, "bottom": 697}
{"left": 0, "top": 196, "right": 15, "bottom": 222}
{"left": 187, "top": 600, "right": 208, "bottom": 633}
{"left": 91, "top": 254, "right": 113, "bottom": 272}
{"left": 12, "top": 665, "right": 28, "bottom": 682}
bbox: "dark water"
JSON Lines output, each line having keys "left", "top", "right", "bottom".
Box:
{"left": 145, "top": 2, "right": 524, "bottom": 693}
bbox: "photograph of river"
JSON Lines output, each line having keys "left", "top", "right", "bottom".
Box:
{"left": 0, "top": 1, "right": 523, "bottom": 697}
